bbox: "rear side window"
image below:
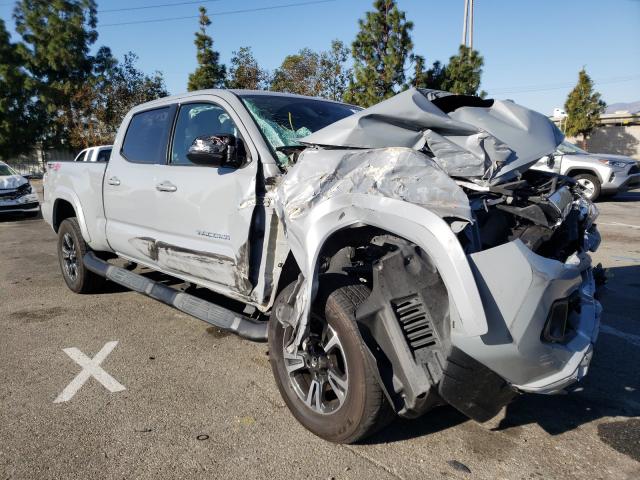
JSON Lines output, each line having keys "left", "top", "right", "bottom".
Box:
{"left": 96, "top": 148, "right": 112, "bottom": 162}
{"left": 122, "top": 107, "right": 173, "bottom": 164}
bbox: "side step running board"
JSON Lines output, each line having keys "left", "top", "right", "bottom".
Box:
{"left": 83, "top": 252, "right": 268, "bottom": 342}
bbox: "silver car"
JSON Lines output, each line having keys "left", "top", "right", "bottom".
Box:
{"left": 533, "top": 140, "right": 640, "bottom": 200}
{"left": 0, "top": 161, "right": 40, "bottom": 216}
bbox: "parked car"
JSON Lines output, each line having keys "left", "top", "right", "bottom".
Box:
{"left": 42, "top": 89, "right": 601, "bottom": 443}
{"left": 0, "top": 161, "right": 40, "bottom": 216}
{"left": 532, "top": 140, "right": 640, "bottom": 200}
{"left": 73, "top": 145, "right": 113, "bottom": 163}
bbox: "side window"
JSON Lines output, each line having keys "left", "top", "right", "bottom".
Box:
{"left": 74, "top": 150, "right": 87, "bottom": 162}
{"left": 170, "top": 103, "right": 241, "bottom": 166}
{"left": 122, "top": 107, "right": 173, "bottom": 164}
{"left": 96, "top": 149, "right": 112, "bottom": 162}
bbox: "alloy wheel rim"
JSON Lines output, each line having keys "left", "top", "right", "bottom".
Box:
{"left": 282, "top": 321, "right": 349, "bottom": 415}
{"left": 577, "top": 178, "right": 596, "bottom": 198}
{"left": 61, "top": 233, "right": 78, "bottom": 282}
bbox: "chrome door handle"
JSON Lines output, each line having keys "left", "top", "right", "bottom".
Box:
{"left": 156, "top": 181, "right": 177, "bottom": 192}
{"left": 107, "top": 176, "right": 120, "bottom": 186}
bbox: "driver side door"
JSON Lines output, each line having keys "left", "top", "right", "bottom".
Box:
{"left": 151, "top": 97, "right": 260, "bottom": 300}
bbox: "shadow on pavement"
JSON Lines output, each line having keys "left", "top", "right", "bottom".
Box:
{"left": 0, "top": 210, "right": 42, "bottom": 223}
{"left": 599, "top": 191, "right": 640, "bottom": 203}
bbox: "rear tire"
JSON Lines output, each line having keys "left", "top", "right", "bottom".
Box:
{"left": 268, "top": 276, "right": 394, "bottom": 443}
{"left": 573, "top": 173, "right": 601, "bottom": 201}
{"left": 57, "top": 217, "right": 105, "bottom": 293}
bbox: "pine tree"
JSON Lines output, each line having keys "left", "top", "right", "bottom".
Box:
{"left": 13, "top": 0, "right": 99, "bottom": 148}
{"left": 410, "top": 55, "right": 446, "bottom": 90}
{"left": 0, "top": 18, "right": 38, "bottom": 158}
{"left": 344, "top": 0, "right": 413, "bottom": 107}
{"left": 564, "top": 68, "right": 606, "bottom": 147}
{"left": 226, "top": 47, "right": 268, "bottom": 90}
{"left": 187, "top": 7, "right": 226, "bottom": 91}
{"left": 440, "top": 45, "right": 484, "bottom": 96}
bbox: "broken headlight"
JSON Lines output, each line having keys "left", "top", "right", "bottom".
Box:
{"left": 16, "top": 183, "right": 33, "bottom": 197}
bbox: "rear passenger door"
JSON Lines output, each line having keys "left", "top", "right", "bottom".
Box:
{"left": 104, "top": 105, "right": 176, "bottom": 265}
{"left": 151, "top": 98, "right": 259, "bottom": 298}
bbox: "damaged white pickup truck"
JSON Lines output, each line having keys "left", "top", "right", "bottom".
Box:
{"left": 43, "top": 88, "right": 602, "bottom": 443}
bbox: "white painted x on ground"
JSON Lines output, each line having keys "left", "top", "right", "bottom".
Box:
{"left": 54, "top": 341, "right": 126, "bottom": 403}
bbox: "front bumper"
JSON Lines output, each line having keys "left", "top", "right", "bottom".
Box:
{"left": 455, "top": 238, "right": 601, "bottom": 395}
{"left": 601, "top": 169, "right": 640, "bottom": 193}
{"left": 0, "top": 194, "right": 40, "bottom": 213}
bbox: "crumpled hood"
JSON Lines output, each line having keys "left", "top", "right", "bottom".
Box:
{"left": 301, "top": 88, "right": 564, "bottom": 185}
{"left": 0, "top": 175, "right": 27, "bottom": 190}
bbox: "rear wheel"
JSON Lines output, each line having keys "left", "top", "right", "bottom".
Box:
{"left": 57, "top": 217, "right": 105, "bottom": 293}
{"left": 573, "top": 173, "right": 601, "bottom": 201}
{"left": 268, "top": 277, "right": 393, "bottom": 443}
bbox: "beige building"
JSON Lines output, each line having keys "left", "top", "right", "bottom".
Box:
{"left": 553, "top": 113, "right": 640, "bottom": 160}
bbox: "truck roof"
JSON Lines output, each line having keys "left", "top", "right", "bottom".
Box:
{"left": 129, "top": 89, "right": 350, "bottom": 112}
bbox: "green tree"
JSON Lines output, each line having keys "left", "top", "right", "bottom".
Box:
{"left": 564, "top": 68, "right": 606, "bottom": 147}
{"left": 187, "top": 7, "right": 226, "bottom": 91}
{"left": 410, "top": 55, "right": 446, "bottom": 90}
{"left": 317, "top": 40, "right": 351, "bottom": 101}
{"left": 345, "top": 0, "right": 413, "bottom": 107}
{"left": 439, "top": 45, "right": 485, "bottom": 96}
{"left": 13, "top": 0, "right": 99, "bottom": 148}
{"left": 68, "top": 52, "right": 168, "bottom": 148}
{"left": 0, "top": 18, "right": 39, "bottom": 159}
{"left": 226, "top": 47, "right": 269, "bottom": 90}
{"left": 271, "top": 48, "right": 322, "bottom": 96}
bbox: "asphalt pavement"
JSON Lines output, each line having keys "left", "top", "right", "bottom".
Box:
{"left": 1, "top": 186, "right": 639, "bottom": 479}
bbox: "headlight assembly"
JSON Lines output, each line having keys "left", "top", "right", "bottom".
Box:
{"left": 598, "top": 159, "right": 629, "bottom": 169}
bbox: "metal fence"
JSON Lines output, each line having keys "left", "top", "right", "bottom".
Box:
{"left": 4, "top": 149, "right": 74, "bottom": 177}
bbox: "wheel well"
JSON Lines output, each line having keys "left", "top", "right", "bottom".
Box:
{"left": 52, "top": 199, "right": 76, "bottom": 232}
{"left": 274, "top": 252, "right": 301, "bottom": 298}
{"left": 566, "top": 168, "right": 602, "bottom": 183}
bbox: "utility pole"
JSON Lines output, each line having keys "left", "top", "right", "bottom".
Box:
{"left": 462, "top": 0, "right": 469, "bottom": 46}
{"left": 462, "top": 0, "right": 475, "bottom": 48}
{"left": 469, "top": 0, "right": 474, "bottom": 49}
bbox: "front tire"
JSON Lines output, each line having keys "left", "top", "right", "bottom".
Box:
{"left": 573, "top": 173, "right": 601, "bottom": 201}
{"left": 268, "top": 277, "right": 393, "bottom": 443}
{"left": 57, "top": 217, "right": 105, "bottom": 293}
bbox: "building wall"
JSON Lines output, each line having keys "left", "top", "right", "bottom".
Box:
{"left": 556, "top": 114, "right": 640, "bottom": 160}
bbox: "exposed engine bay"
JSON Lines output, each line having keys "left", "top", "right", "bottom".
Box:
{"left": 459, "top": 169, "right": 600, "bottom": 261}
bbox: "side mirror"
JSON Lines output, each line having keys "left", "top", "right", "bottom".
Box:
{"left": 186, "top": 134, "right": 247, "bottom": 168}
{"left": 546, "top": 153, "right": 555, "bottom": 168}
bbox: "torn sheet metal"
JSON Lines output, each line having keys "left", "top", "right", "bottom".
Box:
{"left": 129, "top": 237, "right": 252, "bottom": 294}
{"left": 276, "top": 147, "right": 472, "bottom": 226}
{"left": 300, "top": 88, "right": 563, "bottom": 184}
{"left": 274, "top": 146, "right": 472, "bottom": 348}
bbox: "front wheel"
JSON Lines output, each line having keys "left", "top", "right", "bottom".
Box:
{"left": 268, "top": 277, "right": 393, "bottom": 443}
{"left": 573, "top": 173, "right": 601, "bottom": 201}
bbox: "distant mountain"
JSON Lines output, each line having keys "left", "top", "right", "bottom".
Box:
{"left": 606, "top": 101, "right": 640, "bottom": 114}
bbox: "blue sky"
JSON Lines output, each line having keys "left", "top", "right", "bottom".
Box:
{"left": 1, "top": 0, "right": 639, "bottom": 114}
